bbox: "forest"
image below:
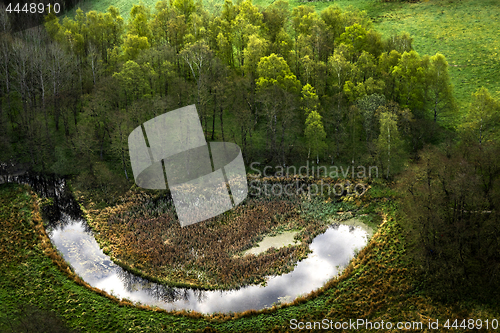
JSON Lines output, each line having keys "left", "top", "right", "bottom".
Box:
{"left": 1, "top": 0, "right": 500, "bottom": 331}
{"left": 1, "top": 0, "right": 460, "bottom": 185}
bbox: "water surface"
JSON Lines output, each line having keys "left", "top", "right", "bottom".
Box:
{"left": 48, "top": 213, "right": 369, "bottom": 313}
{"left": 242, "top": 230, "right": 300, "bottom": 256}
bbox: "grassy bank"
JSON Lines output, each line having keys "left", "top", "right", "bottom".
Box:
{"left": 0, "top": 184, "right": 212, "bottom": 332}
{"left": 2, "top": 182, "right": 499, "bottom": 332}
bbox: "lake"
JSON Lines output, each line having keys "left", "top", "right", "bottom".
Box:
{"left": 9, "top": 173, "right": 371, "bottom": 314}
{"left": 47, "top": 212, "right": 369, "bottom": 313}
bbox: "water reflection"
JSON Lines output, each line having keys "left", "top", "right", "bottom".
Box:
{"left": 4, "top": 173, "right": 83, "bottom": 225}
{"left": 47, "top": 214, "right": 368, "bottom": 313}
{"left": 8, "top": 173, "right": 369, "bottom": 314}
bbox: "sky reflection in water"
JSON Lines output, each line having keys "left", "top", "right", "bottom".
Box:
{"left": 48, "top": 214, "right": 368, "bottom": 314}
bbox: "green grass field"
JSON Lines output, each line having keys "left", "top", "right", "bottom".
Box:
{"left": 370, "top": 0, "right": 500, "bottom": 117}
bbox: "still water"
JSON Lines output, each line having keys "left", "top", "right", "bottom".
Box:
{"left": 9, "top": 173, "right": 370, "bottom": 314}
{"left": 47, "top": 214, "right": 369, "bottom": 313}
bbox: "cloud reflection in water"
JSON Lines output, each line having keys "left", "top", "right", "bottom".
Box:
{"left": 48, "top": 215, "right": 368, "bottom": 313}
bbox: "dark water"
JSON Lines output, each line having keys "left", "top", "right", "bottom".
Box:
{"left": 7, "top": 173, "right": 370, "bottom": 314}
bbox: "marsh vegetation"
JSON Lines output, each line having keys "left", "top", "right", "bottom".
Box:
{"left": 79, "top": 177, "right": 374, "bottom": 289}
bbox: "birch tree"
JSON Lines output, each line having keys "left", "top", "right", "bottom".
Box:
{"left": 460, "top": 88, "right": 500, "bottom": 145}
{"left": 376, "top": 111, "right": 405, "bottom": 178}
{"left": 328, "top": 47, "right": 353, "bottom": 159}
{"left": 180, "top": 40, "right": 212, "bottom": 126}
{"left": 256, "top": 53, "right": 300, "bottom": 163}
{"left": 426, "top": 53, "right": 457, "bottom": 124}
{"left": 304, "top": 110, "right": 326, "bottom": 163}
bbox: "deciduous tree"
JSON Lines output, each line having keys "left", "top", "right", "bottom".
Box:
{"left": 425, "top": 53, "right": 457, "bottom": 124}
{"left": 304, "top": 110, "right": 326, "bottom": 163}
{"left": 460, "top": 87, "right": 500, "bottom": 145}
{"left": 376, "top": 111, "right": 406, "bottom": 178}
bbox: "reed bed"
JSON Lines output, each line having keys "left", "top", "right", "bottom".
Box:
{"left": 80, "top": 176, "right": 366, "bottom": 289}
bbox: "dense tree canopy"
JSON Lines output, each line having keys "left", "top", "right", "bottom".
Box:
{"left": 0, "top": 0, "right": 464, "bottom": 187}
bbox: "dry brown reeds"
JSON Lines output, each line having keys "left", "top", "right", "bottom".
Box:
{"left": 81, "top": 183, "right": 328, "bottom": 289}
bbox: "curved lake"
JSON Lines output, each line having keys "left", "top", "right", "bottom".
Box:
{"left": 47, "top": 213, "right": 369, "bottom": 313}
{"left": 8, "top": 173, "right": 371, "bottom": 314}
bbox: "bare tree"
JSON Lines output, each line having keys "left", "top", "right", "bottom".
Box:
{"left": 47, "top": 42, "right": 68, "bottom": 132}
{"left": 180, "top": 41, "right": 212, "bottom": 126}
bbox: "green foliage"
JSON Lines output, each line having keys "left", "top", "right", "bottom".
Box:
{"left": 113, "top": 60, "right": 153, "bottom": 101}
{"left": 122, "top": 33, "right": 150, "bottom": 60}
{"left": 300, "top": 83, "right": 319, "bottom": 116}
{"left": 343, "top": 80, "right": 366, "bottom": 103}
{"left": 299, "top": 197, "right": 357, "bottom": 222}
{"left": 172, "top": 0, "right": 197, "bottom": 21}
{"left": 328, "top": 47, "right": 354, "bottom": 89}
{"left": 291, "top": 5, "right": 316, "bottom": 37}
{"left": 232, "top": 0, "right": 264, "bottom": 67}
{"left": 256, "top": 53, "right": 300, "bottom": 93}
{"left": 44, "top": 11, "right": 64, "bottom": 41}
{"left": 304, "top": 110, "right": 326, "bottom": 160}
{"left": 262, "top": 0, "right": 289, "bottom": 44}
{"left": 376, "top": 111, "right": 406, "bottom": 179}
{"left": 338, "top": 23, "right": 368, "bottom": 58}
{"left": 460, "top": 87, "right": 500, "bottom": 145}
{"left": 87, "top": 7, "right": 125, "bottom": 61}
{"left": 31, "top": 0, "right": 467, "bottom": 171}
{"left": 273, "top": 28, "right": 294, "bottom": 62}
{"left": 320, "top": 5, "right": 343, "bottom": 39}
{"left": 357, "top": 93, "right": 386, "bottom": 149}
{"left": 391, "top": 50, "right": 425, "bottom": 112}
{"left": 425, "top": 53, "right": 457, "bottom": 125}
{"left": 242, "top": 33, "right": 268, "bottom": 75}
{"left": 128, "top": 4, "right": 152, "bottom": 40}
